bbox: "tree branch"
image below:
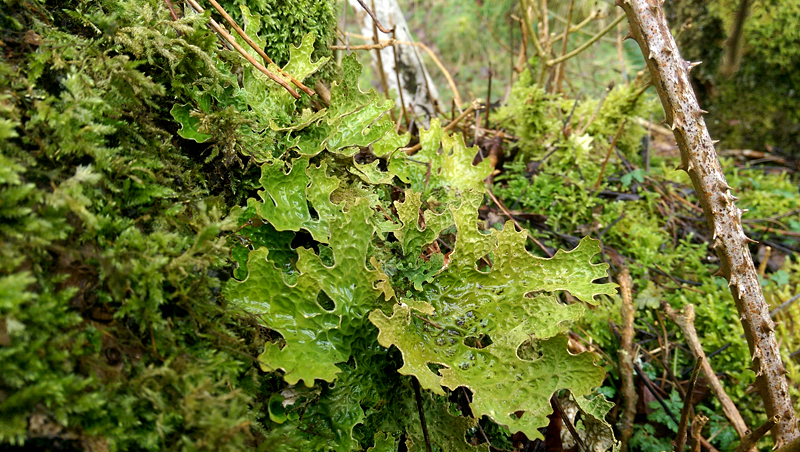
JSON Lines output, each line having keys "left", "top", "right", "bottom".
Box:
{"left": 617, "top": 0, "right": 800, "bottom": 444}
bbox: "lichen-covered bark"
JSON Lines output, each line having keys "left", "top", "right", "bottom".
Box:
{"left": 615, "top": 0, "right": 799, "bottom": 445}
{"left": 347, "top": 0, "right": 439, "bottom": 121}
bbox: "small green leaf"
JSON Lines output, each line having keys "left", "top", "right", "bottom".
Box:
{"left": 170, "top": 104, "right": 211, "bottom": 142}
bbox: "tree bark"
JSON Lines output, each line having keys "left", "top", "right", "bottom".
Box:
{"left": 347, "top": 0, "right": 439, "bottom": 122}
{"left": 615, "top": 0, "right": 799, "bottom": 446}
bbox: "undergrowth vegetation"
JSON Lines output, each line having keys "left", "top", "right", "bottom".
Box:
{"left": 1, "top": 0, "right": 799, "bottom": 451}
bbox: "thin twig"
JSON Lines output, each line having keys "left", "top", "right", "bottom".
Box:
{"left": 184, "top": 0, "right": 299, "bottom": 98}
{"left": 634, "top": 361, "right": 680, "bottom": 426}
{"left": 735, "top": 415, "right": 780, "bottom": 452}
{"left": 553, "top": 0, "right": 575, "bottom": 93}
{"left": 552, "top": 395, "right": 588, "bottom": 452}
{"left": 355, "top": 0, "right": 394, "bottom": 34}
{"left": 616, "top": 258, "right": 637, "bottom": 451}
{"left": 412, "top": 378, "right": 433, "bottom": 452}
{"left": 369, "top": 0, "right": 393, "bottom": 117}
{"left": 331, "top": 40, "right": 396, "bottom": 50}
{"left": 163, "top": 0, "right": 179, "bottom": 21}
{"left": 662, "top": 302, "right": 750, "bottom": 440}
{"left": 547, "top": 14, "right": 626, "bottom": 66}
{"left": 552, "top": 10, "right": 601, "bottom": 42}
{"left": 205, "top": 0, "right": 314, "bottom": 96}
{"left": 486, "top": 188, "right": 553, "bottom": 257}
{"left": 519, "top": 0, "right": 546, "bottom": 58}
{"left": 593, "top": 120, "right": 627, "bottom": 190}
{"left": 770, "top": 292, "right": 800, "bottom": 318}
{"left": 402, "top": 101, "right": 479, "bottom": 154}
{"left": 675, "top": 359, "right": 702, "bottom": 452}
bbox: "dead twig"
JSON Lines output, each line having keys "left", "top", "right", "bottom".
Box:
{"left": 662, "top": 302, "right": 750, "bottom": 441}
{"left": 692, "top": 415, "right": 709, "bottom": 452}
{"left": 735, "top": 415, "right": 780, "bottom": 452}
{"left": 205, "top": 0, "right": 314, "bottom": 96}
{"left": 770, "top": 292, "right": 800, "bottom": 318}
{"left": 675, "top": 359, "right": 702, "bottom": 452}
{"left": 163, "top": 0, "right": 179, "bottom": 21}
{"left": 412, "top": 378, "right": 433, "bottom": 452}
{"left": 553, "top": 0, "right": 575, "bottom": 93}
{"left": 331, "top": 40, "right": 396, "bottom": 50}
{"left": 355, "top": 0, "right": 394, "bottom": 34}
{"left": 486, "top": 188, "right": 553, "bottom": 257}
{"left": 593, "top": 119, "right": 627, "bottom": 190}
{"left": 184, "top": 0, "right": 299, "bottom": 98}
{"left": 402, "top": 101, "right": 479, "bottom": 154}
{"left": 552, "top": 395, "right": 588, "bottom": 452}
{"left": 615, "top": 258, "right": 637, "bottom": 451}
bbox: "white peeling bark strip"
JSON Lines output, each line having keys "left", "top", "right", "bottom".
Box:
{"left": 615, "top": 0, "right": 799, "bottom": 445}
{"left": 347, "top": 0, "right": 439, "bottom": 122}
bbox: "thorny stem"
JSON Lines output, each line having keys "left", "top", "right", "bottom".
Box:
{"left": 617, "top": 0, "right": 799, "bottom": 445}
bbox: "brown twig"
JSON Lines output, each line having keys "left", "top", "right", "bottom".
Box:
{"left": 355, "top": 0, "right": 394, "bottom": 34}
{"left": 331, "top": 40, "right": 396, "bottom": 50}
{"left": 662, "top": 302, "right": 750, "bottom": 441}
{"left": 675, "top": 359, "right": 702, "bottom": 452}
{"left": 593, "top": 120, "right": 627, "bottom": 190}
{"left": 412, "top": 378, "right": 433, "bottom": 452}
{"left": 369, "top": 1, "right": 393, "bottom": 120}
{"left": 486, "top": 188, "right": 553, "bottom": 257}
{"left": 615, "top": 259, "right": 637, "bottom": 450}
{"left": 619, "top": 0, "right": 799, "bottom": 444}
{"left": 553, "top": 0, "right": 575, "bottom": 93}
{"left": 735, "top": 415, "right": 780, "bottom": 452}
{"left": 163, "top": 0, "right": 179, "bottom": 21}
{"left": 552, "top": 395, "right": 588, "bottom": 452}
{"left": 184, "top": 0, "right": 299, "bottom": 98}
{"left": 204, "top": 0, "right": 315, "bottom": 96}
{"left": 402, "top": 101, "right": 479, "bottom": 154}
{"left": 692, "top": 415, "right": 710, "bottom": 452}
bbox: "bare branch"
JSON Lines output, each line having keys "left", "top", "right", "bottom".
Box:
{"left": 184, "top": 0, "right": 299, "bottom": 98}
